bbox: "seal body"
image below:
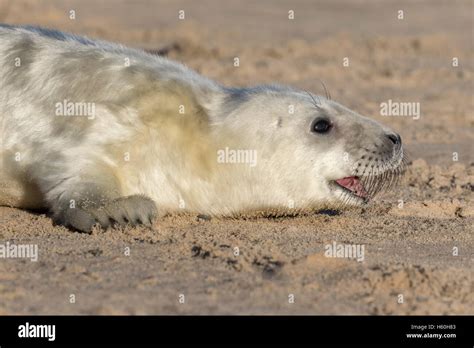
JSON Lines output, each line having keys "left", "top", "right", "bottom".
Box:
{"left": 0, "top": 25, "right": 404, "bottom": 232}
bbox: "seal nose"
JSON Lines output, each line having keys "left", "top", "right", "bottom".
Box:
{"left": 386, "top": 132, "right": 401, "bottom": 146}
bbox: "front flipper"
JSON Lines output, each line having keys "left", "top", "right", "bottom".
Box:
{"left": 42, "top": 168, "right": 157, "bottom": 232}
{"left": 59, "top": 193, "right": 157, "bottom": 232}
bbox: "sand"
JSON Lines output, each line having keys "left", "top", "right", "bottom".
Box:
{"left": 0, "top": 0, "right": 472, "bottom": 314}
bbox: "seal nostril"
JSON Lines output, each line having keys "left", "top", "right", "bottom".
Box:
{"left": 386, "top": 133, "right": 401, "bottom": 145}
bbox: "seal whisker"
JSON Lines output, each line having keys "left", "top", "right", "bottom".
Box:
{"left": 316, "top": 79, "right": 331, "bottom": 100}
{"left": 305, "top": 90, "right": 322, "bottom": 108}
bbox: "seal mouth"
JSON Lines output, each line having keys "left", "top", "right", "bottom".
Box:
{"left": 329, "top": 151, "right": 407, "bottom": 206}
{"left": 333, "top": 176, "right": 368, "bottom": 200}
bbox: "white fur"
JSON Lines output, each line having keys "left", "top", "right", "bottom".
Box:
{"left": 0, "top": 25, "right": 402, "bottom": 215}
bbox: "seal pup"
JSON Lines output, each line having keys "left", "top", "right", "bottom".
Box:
{"left": 0, "top": 25, "right": 405, "bottom": 232}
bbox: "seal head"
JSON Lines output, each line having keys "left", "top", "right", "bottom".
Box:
{"left": 216, "top": 86, "right": 405, "bottom": 211}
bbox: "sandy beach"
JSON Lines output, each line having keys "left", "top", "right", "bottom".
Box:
{"left": 0, "top": 0, "right": 472, "bottom": 314}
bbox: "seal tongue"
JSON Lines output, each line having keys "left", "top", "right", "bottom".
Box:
{"left": 335, "top": 176, "right": 368, "bottom": 198}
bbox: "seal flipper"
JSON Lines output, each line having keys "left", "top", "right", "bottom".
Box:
{"left": 54, "top": 188, "right": 157, "bottom": 233}
{"left": 42, "top": 168, "right": 157, "bottom": 232}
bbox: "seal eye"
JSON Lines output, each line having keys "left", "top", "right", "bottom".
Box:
{"left": 311, "top": 119, "right": 332, "bottom": 134}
